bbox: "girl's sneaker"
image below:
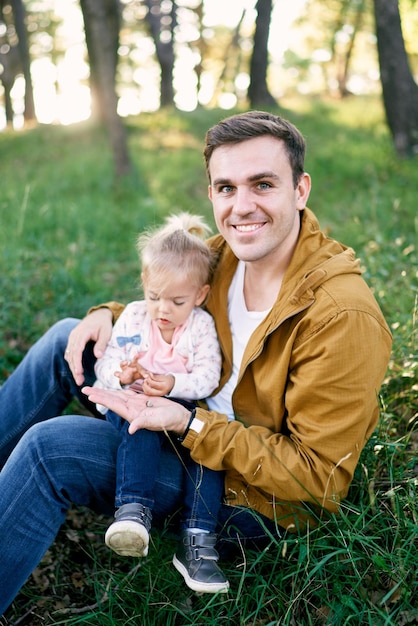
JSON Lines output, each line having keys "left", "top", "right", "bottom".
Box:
{"left": 172, "top": 530, "right": 230, "bottom": 593}
{"left": 105, "top": 502, "right": 152, "bottom": 557}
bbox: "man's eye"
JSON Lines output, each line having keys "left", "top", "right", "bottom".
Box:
{"left": 219, "top": 185, "right": 233, "bottom": 193}
{"left": 258, "top": 182, "right": 271, "bottom": 190}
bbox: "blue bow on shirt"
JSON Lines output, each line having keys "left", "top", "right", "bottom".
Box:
{"left": 116, "top": 334, "right": 141, "bottom": 347}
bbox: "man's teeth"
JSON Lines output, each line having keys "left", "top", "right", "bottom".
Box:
{"left": 235, "top": 224, "right": 261, "bottom": 232}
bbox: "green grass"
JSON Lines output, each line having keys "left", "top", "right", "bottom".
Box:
{"left": 1, "top": 96, "right": 417, "bottom": 624}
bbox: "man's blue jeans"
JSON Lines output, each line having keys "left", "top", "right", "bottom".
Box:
{"left": 0, "top": 319, "right": 281, "bottom": 614}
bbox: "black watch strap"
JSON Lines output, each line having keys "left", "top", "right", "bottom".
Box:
{"left": 176, "top": 408, "right": 197, "bottom": 442}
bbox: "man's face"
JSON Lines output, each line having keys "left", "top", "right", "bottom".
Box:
{"left": 208, "top": 135, "right": 311, "bottom": 268}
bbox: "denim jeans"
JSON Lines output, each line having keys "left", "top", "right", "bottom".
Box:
{"left": 0, "top": 319, "right": 281, "bottom": 614}
{"left": 106, "top": 409, "right": 225, "bottom": 532}
{"left": 0, "top": 318, "right": 99, "bottom": 468}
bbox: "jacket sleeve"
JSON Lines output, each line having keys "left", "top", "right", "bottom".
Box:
{"left": 182, "top": 309, "right": 392, "bottom": 508}
{"left": 169, "top": 314, "right": 222, "bottom": 400}
{"left": 88, "top": 301, "right": 126, "bottom": 323}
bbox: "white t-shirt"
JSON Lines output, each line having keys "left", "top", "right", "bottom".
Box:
{"left": 207, "top": 261, "right": 270, "bottom": 420}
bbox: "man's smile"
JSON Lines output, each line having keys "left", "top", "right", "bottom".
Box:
{"left": 233, "top": 223, "right": 265, "bottom": 233}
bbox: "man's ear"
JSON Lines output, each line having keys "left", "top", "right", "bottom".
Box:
{"left": 296, "top": 172, "right": 311, "bottom": 210}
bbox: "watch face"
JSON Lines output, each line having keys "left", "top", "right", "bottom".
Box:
{"left": 190, "top": 417, "right": 204, "bottom": 434}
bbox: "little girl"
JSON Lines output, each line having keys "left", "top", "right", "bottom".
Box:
{"left": 93, "top": 213, "right": 229, "bottom": 594}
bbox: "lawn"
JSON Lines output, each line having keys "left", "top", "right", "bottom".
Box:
{"left": 0, "top": 96, "right": 417, "bottom": 625}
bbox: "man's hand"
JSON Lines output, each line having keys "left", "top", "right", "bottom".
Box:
{"left": 82, "top": 386, "right": 191, "bottom": 436}
{"left": 65, "top": 308, "right": 113, "bottom": 386}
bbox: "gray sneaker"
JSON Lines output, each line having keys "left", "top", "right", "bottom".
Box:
{"left": 172, "top": 531, "right": 230, "bottom": 593}
{"left": 105, "top": 503, "right": 152, "bottom": 557}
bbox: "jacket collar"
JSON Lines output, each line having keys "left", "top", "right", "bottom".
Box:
{"left": 206, "top": 208, "right": 362, "bottom": 327}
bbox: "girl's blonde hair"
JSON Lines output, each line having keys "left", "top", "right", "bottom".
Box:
{"left": 137, "top": 213, "right": 216, "bottom": 292}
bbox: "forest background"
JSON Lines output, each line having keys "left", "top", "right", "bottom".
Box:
{"left": 1, "top": 0, "right": 418, "bottom": 169}
{"left": 0, "top": 0, "right": 417, "bottom": 624}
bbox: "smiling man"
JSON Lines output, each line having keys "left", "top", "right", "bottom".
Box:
{"left": 0, "top": 111, "right": 392, "bottom": 612}
{"left": 208, "top": 134, "right": 310, "bottom": 307}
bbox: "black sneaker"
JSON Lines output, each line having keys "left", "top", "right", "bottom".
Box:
{"left": 105, "top": 503, "right": 152, "bottom": 557}
{"left": 172, "top": 531, "right": 230, "bottom": 593}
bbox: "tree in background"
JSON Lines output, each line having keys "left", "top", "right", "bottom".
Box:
{"left": 373, "top": 0, "right": 418, "bottom": 157}
{"left": 210, "top": 7, "right": 247, "bottom": 106}
{"left": 329, "top": 0, "right": 367, "bottom": 97}
{"left": 81, "top": 0, "right": 118, "bottom": 123}
{"left": 0, "top": 25, "right": 21, "bottom": 124}
{"left": 80, "top": 0, "right": 132, "bottom": 177}
{"left": 2, "top": 0, "right": 417, "bottom": 164}
{"left": 143, "top": 0, "right": 176, "bottom": 108}
{"left": 0, "top": 0, "right": 35, "bottom": 125}
{"left": 188, "top": 0, "right": 206, "bottom": 106}
{"left": 289, "top": 0, "right": 375, "bottom": 98}
{"left": 248, "top": 0, "right": 276, "bottom": 107}
{"left": 10, "top": 0, "right": 35, "bottom": 120}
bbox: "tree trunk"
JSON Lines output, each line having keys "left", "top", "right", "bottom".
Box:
{"left": 80, "top": 0, "right": 132, "bottom": 177}
{"left": 144, "top": 0, "right": 176, "bottom": 108}
{"left": 373, "top": 0, "right": 418, "bottom": 157}
{"left": 7, "top": 0, "right": 35, "bottom": 122}
{"left": 337, "top": 0, "right": 365, "bottom": 97}
{"left": 214, "top": 9, "right": 245, "bottom": 104}
{"left": 0, "top": 45, "right": 19, "bottom": 124}
{"left": 248, "top": 0, "right": 277, "bottom": 108}
{"left": 0, "top": 0, "right": 36, "bottom": 124}
{"left": 191, "top": 0, "right": 205, "bottom": 104}
{"left": 82, "top": 1, "right": 105, "bottom": 122}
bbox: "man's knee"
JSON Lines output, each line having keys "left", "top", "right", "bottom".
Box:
{"left": 42, "top": 318, "right": 80, "bottom": 350}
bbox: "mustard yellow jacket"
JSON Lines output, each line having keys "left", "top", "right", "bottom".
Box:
{"left": 181, "top": 208, "right": 392, "bottom": 531}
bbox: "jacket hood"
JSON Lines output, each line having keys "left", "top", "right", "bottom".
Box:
{"left": 281, "top": 208, "right": 362, "bottom": 306}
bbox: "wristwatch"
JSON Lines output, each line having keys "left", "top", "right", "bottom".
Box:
{"left": 177, "top": 409, "right": 204, "bottom": 442}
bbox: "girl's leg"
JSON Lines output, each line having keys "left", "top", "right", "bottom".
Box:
{"left": 173, "top": 456, "right": 229, "bottom": 593}
{"left": 181, "top": 458, "right": 224, "bottom": 533}
{"left": 104, "top": 412, "right": 165, "bottom": 557}
{"left": 106, "top": 410, "right": 164, "bottom": 509}
{"left": 0, "top": 318, "right": 99, "bottom": 467}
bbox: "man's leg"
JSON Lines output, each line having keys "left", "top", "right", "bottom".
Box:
{"left": 0, "top": 318, "right": 98, "bottom": 466}
{"left": 0, "top": 417, "right": 185, "bottom": 614}
{"left": 216, "top": 503, "right": 284, "bottom": 560}
{"left": 0, "top": 415, "right": 117, "bottom": 614}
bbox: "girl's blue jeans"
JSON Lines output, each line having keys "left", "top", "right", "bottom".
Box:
{"left": 106, "top": 408, "right": 225, "bottom": 532}
{"left": 0, "top": 318, "right": 281, "bottom": 614}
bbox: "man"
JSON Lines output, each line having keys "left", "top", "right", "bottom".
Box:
{"left": 0, "top": 111, "right": 392, "bottom": 613}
